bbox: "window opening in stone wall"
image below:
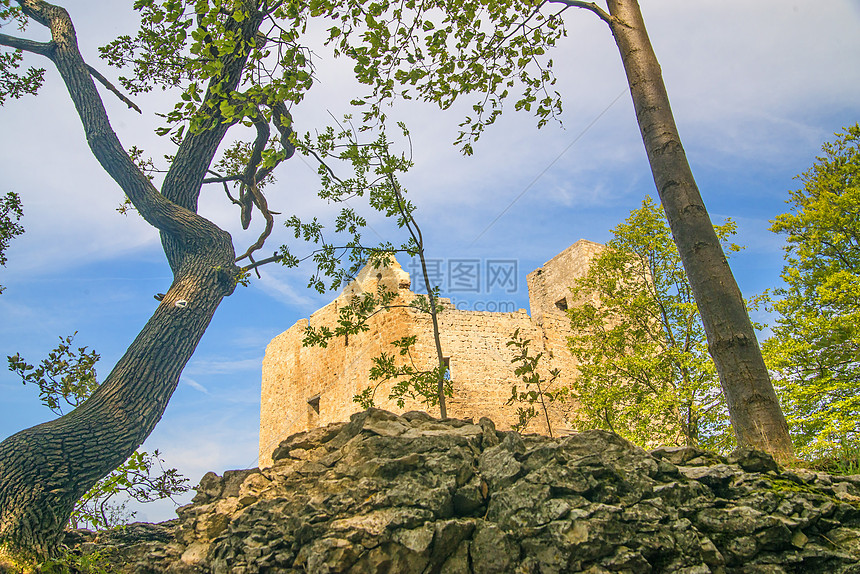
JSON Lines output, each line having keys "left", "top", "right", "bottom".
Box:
{"left": 377, "top": 273, "right": 383, "bottom": 281}
{"left": 555, "top": 298, "right": 568, "bottom": 312}
{"left": 443, "top": 357, "right": 451, "bottom": 380}
{"left": 307, "top": 394, "right": 321, "bottom": 428}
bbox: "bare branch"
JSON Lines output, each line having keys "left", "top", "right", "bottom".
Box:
{"left": 239, "top": 244, "right": 412, "bottom": 271}
{"left": 85, "top": 64, "right": 141, "bottom": 114}
{"left": 268, "top": 101, "right": 295, "bottom": 159}
{"left": 15, "top": 0, "right": 229, "bottom": 243}
{"left": 236, "top": 108, "right": 271, "bottom": 230}
{"left": 546, "top": 0, "right": 613, "bottom": 24}
{"left": 231, "top": 103, "right": 289, "bottom": 263}
{"left": 234, "top": 193, "right": 275, "bottom": 263}
{"left": 240, "top": 253, "right": 281, "bottom": 272}
{"left": 202, "top": 173, "right": 242, "bottom": 185}
{"left": 0, "top": 32, "right": 53, "bottom": 56}
{"left": 304, "top": 147, "right": 345, "bottom": 185}
{"left": 247, "top": 100, "right": 295, "bottom": 187}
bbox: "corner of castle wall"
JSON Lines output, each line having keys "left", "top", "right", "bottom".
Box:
{"left": 526, "top": 267, "right": 545, "bottom": 325}
{"left": 265, "top": 318, "right": 309, "bottom": 358}
{"left": 526, "top": 239, "right": 604, "bottom": 325}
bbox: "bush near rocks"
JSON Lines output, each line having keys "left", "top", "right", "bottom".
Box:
{"left": 65, "top": 409, "right": 860, "bottom": 573}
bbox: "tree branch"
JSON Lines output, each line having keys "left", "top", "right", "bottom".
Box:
{"left": 85, "top": 64, "right": 141, "bottom": 113}
{"left": 15, "top": 0, "right": 230, "bottom": 244}
{"left": 202, "top": 173, "right": 242, "bottom": 185}
{"left": 546, "top": 0, "right": 613, "bottom": 25}
{"left": 240, "top": 253, "right": 281, "bottom": 272}
{"left": 232, "top": 103, "right": 289, "bottom": 263}
{"left": 0, "top": 31, "right": 53, "bottom": 56}
{"left": 158, "top": 6, "right": 266, "bottom": 215}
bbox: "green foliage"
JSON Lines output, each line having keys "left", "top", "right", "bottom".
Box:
{"left": 8, "top": 336, "right": 189, "bottom": 530}
{"left": 287, "top": 117, "right": 451, "bottom": 414}
{"left": 566, "top": 197, "right": 735, "bottom": 451}
{"left": 799, "top": 443, "right": 860, "bottom": 477}
{"left": 505, "top": 328, "right": 564, "bottom": 436}
{"left": 0, "top": 48, "right": 44, "bottom": 105}
{"left": 91, "top": 0, "right": 309, "bottom": 246}
{"left": 99, "top": 0, "right": 314, "bottom": 105}
{"left": 0, "top": 543, "right": 111, "bottom": 574}
{"left": 0, "top": 1, "right": 45, "bottom": 105}
{"left": 35, "top": 546, "right": 110, "bottom": 574}
{"left": 0, "top": 190, "right": 23, "bottom": 294}
{"left": 282, "top": 118, "right": 418, "bottom": 292}
{"left": 356, "top": 334, "right": 453, "bottom": 410}
{"left": 8, "top": 333, "right": 100, "bottom": 416}
{"left": 71, "top": 449, "right": 189, "bottom": 531}
{"left": 306, "top": 0, "right": 568, "bottom": 152}
{"left": 763, "top": 124, "right": 860, "bottom": 460}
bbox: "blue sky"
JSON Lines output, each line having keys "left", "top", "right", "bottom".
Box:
{"left": 1, "top": 1, "right": 859, "bottom": 521}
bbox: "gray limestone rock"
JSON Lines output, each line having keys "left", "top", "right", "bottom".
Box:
{"left": 66, "top": 409, "right": 860, "bottom": 573}
{"left": 728, "top": 447, "right": 780, "bottom": 474}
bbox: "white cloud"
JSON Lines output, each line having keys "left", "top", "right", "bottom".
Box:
{"left": 184, "top": 357, "right": 263, "bottom": 376}
{"left": 181, "top": 377, "right": 210, "bottom": 395}
{"left": 640, "top": 2, "right": 860, "bottom": 162}
{"left": 254, "top": 268, "right": 326, "bottom": 310}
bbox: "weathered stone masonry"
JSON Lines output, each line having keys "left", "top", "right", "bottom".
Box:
{"left": 259, "top": 240, "right": 605, "bottom": 467}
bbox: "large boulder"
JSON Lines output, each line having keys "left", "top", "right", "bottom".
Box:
{"left": 69, "top": 409, "right": 860, "bottom": 573}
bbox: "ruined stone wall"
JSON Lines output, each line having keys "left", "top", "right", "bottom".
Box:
{"left": 260, "top": 240, "right": 605, "bottom": 467}
{"left": 260, "top": 263, "right": 425, "bottom": 466}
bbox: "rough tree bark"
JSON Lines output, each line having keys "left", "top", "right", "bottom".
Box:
{"left": 598, "top": 0, "right": 794, "bottom": 458}
{"left": 0, "top": 0, "right": 267, "bottom": 555}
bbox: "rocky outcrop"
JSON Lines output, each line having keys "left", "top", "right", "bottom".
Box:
{"left": 68, "top": 409, "right": 860, "bottom": 573}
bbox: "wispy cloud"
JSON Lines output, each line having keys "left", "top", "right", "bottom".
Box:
{"left": 184, "top": 357, "right": 263, "bottom": 376}
{"left": 226, "top": 327, "right": 286, "bottom": 351}
{"left": 255, "top": 269, "right": 324, "bottom": 310}
{"left": 181, "top": 377, "right": 210, "bottom": 395}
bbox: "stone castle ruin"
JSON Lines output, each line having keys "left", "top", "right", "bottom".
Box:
{"left": 259, "top": 239, "right": 605, "bottom": 467}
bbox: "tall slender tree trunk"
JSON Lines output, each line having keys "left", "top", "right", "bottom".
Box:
{"left": 603, "top": 0, "right": 793, "bottom": 459}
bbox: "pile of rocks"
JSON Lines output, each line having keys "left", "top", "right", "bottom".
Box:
{"left": 67, "top": 409, "right": 860, "bottom": 573}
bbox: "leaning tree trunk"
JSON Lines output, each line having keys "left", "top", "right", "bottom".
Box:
{"left": 0, "top": 258, "right": 234, "bottom": 555}
{"left": 604, "top": 0, "right": 793, "bottom": 459}
{"left": 0, "top": 0, "right": 257, "bottom": 555}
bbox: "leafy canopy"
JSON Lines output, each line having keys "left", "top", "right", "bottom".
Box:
{"left": 566, "top": 197, "right": 736, "bottom": 451}
{"left": 763, "top": 123, "right": 860, "bottom": 459}
{"left": 304, "top": 0, "right": 571, "bottom": 153}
